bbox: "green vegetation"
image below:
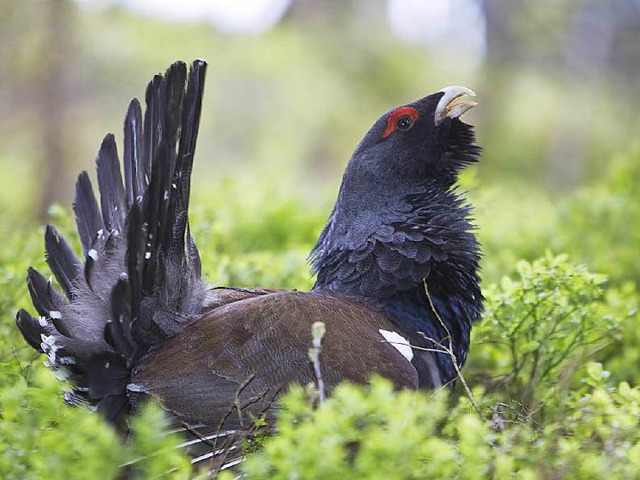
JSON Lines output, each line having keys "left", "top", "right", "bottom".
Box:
{"left": 1, "top": 147, "right": 638, "bottom": 478}
{"left": 239, "top": 371, "right": 640, "bottom": 480}
{"left": 2, "top": 4, "right": 640, "bottom": 477}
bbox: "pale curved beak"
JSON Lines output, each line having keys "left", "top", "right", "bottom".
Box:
{"left": 434, "top": 86, "right": 477, "bottom": 126}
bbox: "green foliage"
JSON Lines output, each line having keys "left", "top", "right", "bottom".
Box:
{"left": 1, "top": 136, "right": 639, "bottom": 477}
{"left": 240, "top": 373, "right": 640, "bottom": 480}
{"left": 190, "top": 175, "right": 324, "bottom": 290}
{"left": 481, "top": 364, "right": 640, "bottom": 480}
{"left": 0, "top": 368, "right": 122, "bottom": 479}
{"left": 600, "top": 283, "right": 640, "bottom": 384}
{"left": 239, "top": 254, "right": 639, "bottom": 479}
{"left": 2, "top": 174, "right": 639, "bottom": 478}
{"left": 473, "top": 182, "right": 556, "bottom": 284}
{"left": 476, "top": 146, "right": 640, "bottom": 385}
{"left": 0, "top": 220, "right": 192, "bottom": 479}
{"left": 0, "top": 367, "right": 193, "bottom": 479}
{"left": 469, "top": 254, "right": 619, "bottom": 416}
{"left": 546, "top": 147, "right": 640, "bottom": 287}
{"left": 242, "top": 380, "right": 458, "bottom": 479}
{"left": 124, "top": 401, "right": 193, "bottom": 478}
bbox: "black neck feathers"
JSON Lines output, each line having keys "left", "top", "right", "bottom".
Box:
{"left": 310, "top": 185, "right": 483, "bottom": 382}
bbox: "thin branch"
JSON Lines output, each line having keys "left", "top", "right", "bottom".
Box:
{"left": 308, "top": 321, "right": 326, "bottom": 404}
{"left": 422, "top": 279, "right": 481, "bottom": 417}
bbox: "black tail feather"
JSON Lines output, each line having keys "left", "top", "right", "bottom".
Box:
{"left": 172, "top": 59, "right": 205, "bottom": 268}
{"left": 26, "top": 267, "right": 71, "bottom": 337}
{"left": 74, "top": 172, "right": 105, "bottom": 257}
{"left": 123, "top": 98, "right": 146, "bottom": 206}
{"left": 44, "top": 225, "right": 81, "bottom": 301}
{"left": 157, "top": 60, "right": 205, "bottom": 309}
{"left": 17, "top": 60, "right": 208, "bottom": 423}
{"left": 143, "top": 75, "right": 162, "bottom": 190}
{"left": 96, "top": 133, "right": 127, "bottom": 235}
{"left": 16, "top": 309, "right": 47, "bottom": 351}
{"left": 106, "top": 278, "right": 135, "bottom": 363}
{"left": 27, "top": 267, "right": 64, "bottom": 318}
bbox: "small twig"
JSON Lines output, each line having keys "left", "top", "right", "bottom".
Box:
{"left": 181, "top": 422, "right": 218, "bottom": 450}
{"left": 233, "top": 373, "right": 257, "bottom": 429}
{"left": 308, "top": 321, "right": 326, "bottom": 404}
{"left": 209, "top": 379, "right": 276, "bottom": 478}
{"left": 422, "top": 279, "right": 481, "bottom": 417}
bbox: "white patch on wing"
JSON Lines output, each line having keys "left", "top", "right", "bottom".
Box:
{"left": 126, "top": 383, "right": 146, "bottom": 393}
{"left": 379, "top": 329, "right": 414, "bottom": 361}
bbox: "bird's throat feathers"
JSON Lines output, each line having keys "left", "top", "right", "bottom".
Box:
{"left": 310, "top": 184, "right": 481, "bottom": 300}
{"left": 310, "top": 185, "right": 483, "bottom": 381}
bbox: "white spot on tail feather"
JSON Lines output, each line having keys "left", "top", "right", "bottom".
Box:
{"left": 49, "top": 310, "right": 62, "bottom": 320}
{"left": 88, "top": 249, "right": 98, "bottom": 261}
{"left": 379, "top": 329, "right": 414, "bottom": 361}
{"left": 145, "top": 251, "right": 151, "bottom": 259}
{"left": 54, "top": 369, "right": 70, "bottom": 381}
{"left": 40, "top": 334, "right": 60, "bottom": 364}
{"left": 38, "top": 316, "right": 48, "bottom": 327}
{"left": 64, "top": 391, "right": 83, "bottom": 406}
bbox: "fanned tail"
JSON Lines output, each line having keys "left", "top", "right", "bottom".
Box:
{"left": 16, "top": 60, "right": 208, "bottom": 423}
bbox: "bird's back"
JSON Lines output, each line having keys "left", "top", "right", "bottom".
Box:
{"left": 130, "top": 290, "right": 420, "bottom": 427}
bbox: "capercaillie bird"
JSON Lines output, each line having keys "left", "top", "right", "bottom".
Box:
{"left": 17, "top": 59, "right": 483, "bottom": 459}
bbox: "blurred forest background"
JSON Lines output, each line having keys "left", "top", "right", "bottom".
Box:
{"left": 2, "top": 0, "right": 640, "bottom": 218}
{"left": 2, "top": 0, "right": 640, "bottom": 294}
{"left": 0, "top": 0, "right": 640, "bottom": 279}
{"left": 1, "top": 0, "right": 640, "bottom": 291}
{"left": 2, "top": 2, "right": 640, "bottom": 477}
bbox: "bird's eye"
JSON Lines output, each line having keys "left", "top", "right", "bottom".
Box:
{"left": 382, "top": 106, "right": 419, "bottom": 139}
{"left": 396, "top": 116, "right": 414, "bottom": 131}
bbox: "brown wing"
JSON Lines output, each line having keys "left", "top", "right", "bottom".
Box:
{"left": 130, "top": 291, "right": 418, "bottom": 427}
{"left": 200, "top": 286, "right": 278, "bottom": 311}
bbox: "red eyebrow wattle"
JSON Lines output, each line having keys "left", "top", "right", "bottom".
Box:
{"left": 382, "top": 106, "right": 419, "bottom": 139}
